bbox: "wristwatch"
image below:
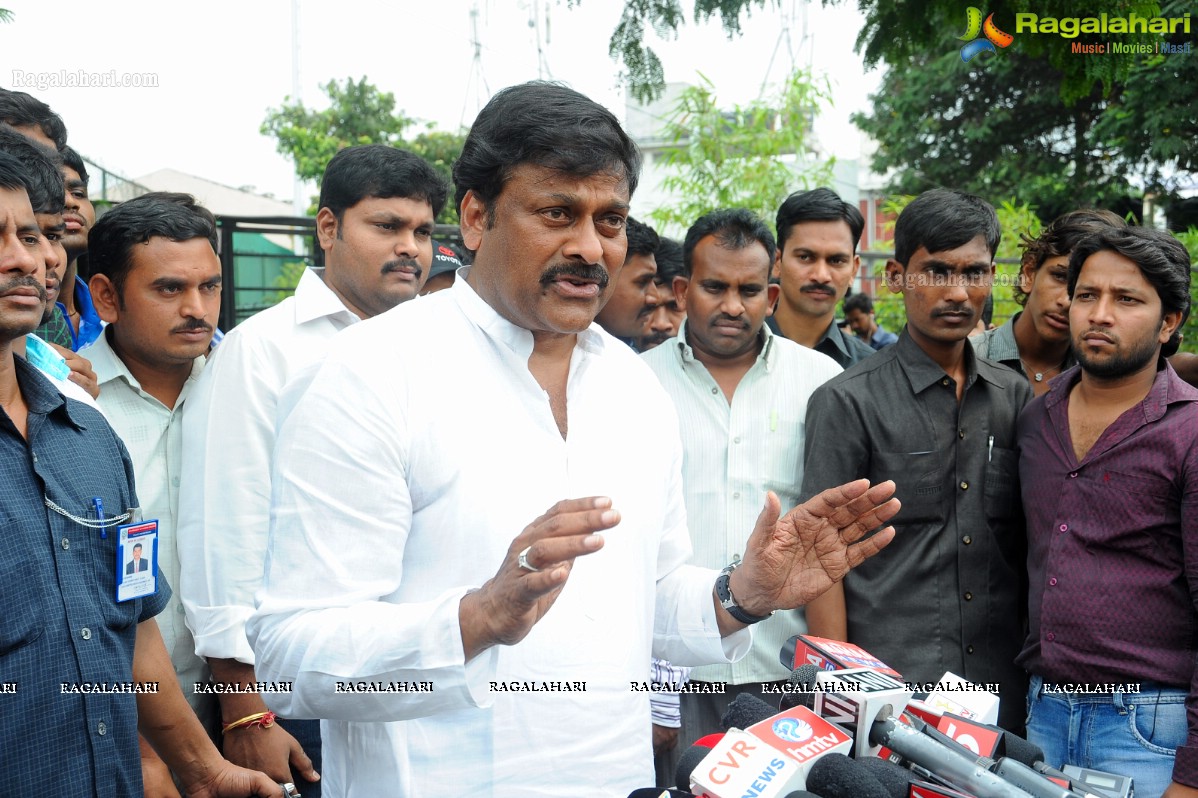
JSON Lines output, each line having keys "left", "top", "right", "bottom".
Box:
{"left": 715, "top": 560, "right": 774, "bottom": 625}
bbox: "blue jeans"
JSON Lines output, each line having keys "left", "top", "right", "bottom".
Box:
{"left": 1026, "top": 674, "right": 1186, "bottom": 798}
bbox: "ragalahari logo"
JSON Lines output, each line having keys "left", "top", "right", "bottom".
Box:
{"left": 959, "top": 7, "right": 1015, "bottom": 61}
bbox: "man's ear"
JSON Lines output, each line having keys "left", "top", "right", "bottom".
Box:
{"left": 884, "top": 259, "right": 905, "bottom": 295}
{"left": 89, "top": 273, "right": 120, "bottom": 324}
{"left": 1160, "top": 309, "right": 1184, "bottom": 345}
{"left": 316, "top": 207, "right": 339, "bottom": 253}
{"left": 460, "top": 190, "right": 489, "bottom": 253}
{"left": 765, "top": 282, "right": 781, "bottom": 316}
{"left": 771, "top": 249, "right": 782, "bottom": 280}
{"left": 672, "top": 275, "right": 690, "bottom": 313}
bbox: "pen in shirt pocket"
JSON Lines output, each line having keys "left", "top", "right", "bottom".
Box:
{"left": 988, "top": 435, "right": 994, "bottom": 463}
{"left": 770, "top": 409, "right": 778, "bottom": 432}
{"left": 92, "top": 496, "right": 106, "bottom": 538}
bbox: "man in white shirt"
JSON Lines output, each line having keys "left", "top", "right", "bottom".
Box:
{"left": 642, "top": 207, "right": 843, "bottom": 751}
{"left": 83, "top": 192, "right": 224, "bottom": 793}
{"left": 247, "top": 81, "right": 899, "bottom": 798}
{"left": 178, "top": 145, "right": 447, "bottom": 795}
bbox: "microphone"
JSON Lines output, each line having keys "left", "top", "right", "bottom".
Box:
{"left": 687, "top": 729, "right": 805, "bottom": 798}
{"left": 812, "top": 668, "right": 913, "bottom": 758}
{"left": 721, "top": 693, "right": 777, "bottom": 731}
{"left": 780, "top": 634, "right": 904, "bottom": 680}
{"left": 780, "top": 664, "right": 821, "bottom": 711}
{"left": 857, "top": 755, "right": 919, "bottom": 798}
{"left": 868, "top": 715, "right": 1035, "bottom": 798}
{"left": 676, "top": 743, "right": 716, "bottom": 793}
{"left": 806, "top": 753, "right": 891, "bottom": 798}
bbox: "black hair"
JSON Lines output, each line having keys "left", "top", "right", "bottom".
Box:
{"left": 775, "top": 187, "right": 864, "bottom": 254}
{"left": 60, "top": 145, "right": 90, "bottom": 188}
{"left": 0, "top": 125, "right": 64, "bottom": 215}
{"left": 452, "top": 81, "right": 641, "bottom": 224}
{"left": 1068, "top": 226, "right": 1192, "bottom": 358}
{"left": 89, "top": 192, "right": 218, "bottom": 298}
{"left": 981, "top": 292, "right": 994, "bottom": 326}
{"left": 0, "top": 149, "right": 29, "bottom": 193}
{"left": 654, "top": 236, "right": 684, "bottom": 285}
{"left": 682, "top": 208, "right": 777, "bottom": 277}
{"left": 893, "top": 189, "right": 1000, "bottom": 267}
{"left": 319, "top": 145, "right": 448, "bottom": 223}
{"left": 625, "top": 216, "right": 659, "bottom": 263}
{"left": 843, "top": 293, "right": 874, "bottom": 315}
{"left": 0, "top": 89, "right": 67, "bottom": 150}
{"left": 1015, "top": 209, "right": 1125, "bottom": 306}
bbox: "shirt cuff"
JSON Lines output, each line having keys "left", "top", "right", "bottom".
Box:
{"left": 1173, "top": 742, "right": 1198, "bottom": 788}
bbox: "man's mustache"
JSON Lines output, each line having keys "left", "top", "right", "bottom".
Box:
{"left": 540, "top": 263, "right": 610, "bottom": 290}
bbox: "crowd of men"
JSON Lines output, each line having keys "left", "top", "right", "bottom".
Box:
{"left": 0, "top": 80, "right": 1195, "bottom": 798}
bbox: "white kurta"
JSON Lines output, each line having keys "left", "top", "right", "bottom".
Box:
{"left": 248, "top": 272, "right": 751, "bottom": 797}
{"left": 178, "top": 267, "right": 359, "bottom": 663}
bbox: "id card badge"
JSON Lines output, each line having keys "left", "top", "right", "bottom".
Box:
{"left": 116, "top": 519, "right": 159, "bottom": 602}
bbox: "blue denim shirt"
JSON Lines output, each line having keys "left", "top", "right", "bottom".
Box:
{"left": 0, "top": 355, "right": 170, "bottom": 796}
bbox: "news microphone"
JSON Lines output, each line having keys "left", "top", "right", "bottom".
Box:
{"left": 869, "top": 715, "right": 1030, "bottom": 798}
{"left": 721, "top": 692, "right": 779, "bottom": 731}
{"left": 813, "top": 668, "right": 914, "bottom": 758}
{"left": 626, "top": 790, "right": 694, "bottom": 797}
{"left": 676, "top": 744, "right": 716, "bottom": 793}
{"left": 780, "top": 665, "right": 821, "bottom": 711}
{"left": 992, "top": 757, "right": 1089, "bottom": 798}
{"left": 806, "top": 753, "right": 891, "bottom": 798}
{"left": 688, "top": 729, "right": 804, "bottom": 798}
{"left": 857, "top": 755, "right": 919, "bottom": 798}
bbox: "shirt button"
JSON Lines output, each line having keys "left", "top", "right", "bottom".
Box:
{"left": 964, "top": 592, "right": 973, "bottom": 601}
{"left": 1068, "top": 472, "right": 1077, "bottom": 478}
{"left": 959, "top": 481, "right": 969, "bottom": 490}
{"left": 1047, "top": 632, "right": 1056, "bottom": 642}
{"left": 80, "top": 627, "right": 92, "bottom": 640}
{"left": 711, "top": 387, "right": 718, "bottom": 395}
{"left": 962, "top": 535, "right": 972, "bottom": 545}
{"left": 1059, "top": 524, "right": 1068, "bottom": 532}
{"left": 1049, "top": 578, "right": 1058, "bottom": 586}
{"left": 32, "top": 451, "right": 38, "bottom": 462}
{"left": 97, "top": 721, "right": 107, "bottom": 736}
{"left": 958, "top": 430, "right": 965, "bottom": 439}
{"left": 732, "top": 492, "right": 741, "bottom": 499}
{"left": 61, "top": 538, "right": 70, "bottom": 550}
{"left": 733, "top": 436, "right": 741, "bottom": 444}
{"left": 966, "top": 645, "right": 975, "bottom": 654}
{"left": 172, "top": 476, "right": 180, "bottom": 487}
{"left": 941, "top": 378, "right": 951, "bottom": 387}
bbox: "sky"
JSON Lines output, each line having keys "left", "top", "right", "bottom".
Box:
{"left": 0, "top": 0, "right": 880, "bottom": 208}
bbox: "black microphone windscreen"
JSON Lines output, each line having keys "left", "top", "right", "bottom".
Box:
{"left": 720, "top": 692, "right": 776, "bottom": 731}
{"left": 781, "top": 793, "right": 823, "bottom": 798}
{"left": 807, "top": 753, "right": 890, "bottom": 798}
{"left": 857, "top": 756, "right": 917, "bottom": 798}
{"left": 1002, "top": 732, "right": 1046, "bottom": 766}
{"left": 674, "top": 745, "right": 712, "bottom": 792}
{"left": 627, "top": 790, "right": 693, "bottom": 798}
{"left": 793, "top": 664, "right": 820, "bottom": 689}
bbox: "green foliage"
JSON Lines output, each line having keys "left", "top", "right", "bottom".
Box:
{"left": 1171, "top": 227, "right": 1198, "bottom": 354}
{"left": 0, "top": 9, "right": 14, "bottom": 22}
{"left": 578, "top": 0, "right": 770, "bottom": 103}
{"left": 853, "top": 49, "right": 1139, "bottom": 224}
{"left": 593, "top": 0, "right": 1166, "bottom": 105}
{"left": 648, "top": 69, "right": 833, "bottom": 233}
{"left": 867, "top": 195, "right": 1042, "bottom": 335}
{"left": 261, "top": 77, "right": 466, "bottom": 222}
{"left": 266, "top": 260, "right": 307, "bottom": 307}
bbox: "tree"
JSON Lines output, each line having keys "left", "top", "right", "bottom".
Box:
{"left": 594, "top": 0, "right": 1163, "bottom": 104}
{"left": 0, "top": 9, "right": 13, "bottom": 22}
{"left": 649, "top": 69, "right": 833, "bottom": 233}
{"left": 261, "top": 77, "right": 465, "bottom": 221}
{"left": 852, "top": 50, "right": 1133, "bottom": 224}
